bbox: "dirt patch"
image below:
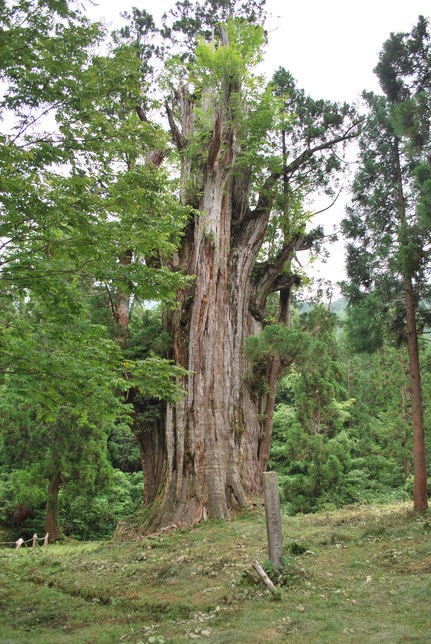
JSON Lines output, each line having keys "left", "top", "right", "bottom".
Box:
{"left": 397, "top": 557, "right": 431, "bottom": 575}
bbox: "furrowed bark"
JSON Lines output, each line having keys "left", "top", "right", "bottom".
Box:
{"left": 121, "top": 29, "right": 359, "bottom": 535}
{"left": 136, "top": 30, "right": 268, "bottom": 527}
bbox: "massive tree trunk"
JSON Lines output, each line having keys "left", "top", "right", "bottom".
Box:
{"left": 122, "top": 28, "right": 357, "bottom": 533}
{"left": 153, "top": 108, "right": 270, "bottom": 524}
{"left": 138, "top": 42, "right": 305, "bottom": 529}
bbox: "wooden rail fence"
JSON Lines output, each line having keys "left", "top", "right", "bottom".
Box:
{"left": 0, "top": 533, "right": 49, "bottom": 550}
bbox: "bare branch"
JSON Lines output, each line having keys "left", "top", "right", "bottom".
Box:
{"left": 104, "top": 282, "right": 117, "bottom": 323}
{"left": 311, "top": 184, "right": 344, "bottom": 217}
{"left": 165, "top": 101, "right": 189, "bottom": 151}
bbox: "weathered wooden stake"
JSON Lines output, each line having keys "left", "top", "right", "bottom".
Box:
{"left": 32, "top": 533, "right": 37, "bottom": 550}
{"left": 262, "top": 471, "right": 283, "bottom": 569}
{"left": 252, "top": 560, "right": 278, "bottom": 595}
{"left": 15, "top": 537, "right": 24, "bottom": 550}
{"left": 43, "top": 533, "right": 49, "bottom": 547}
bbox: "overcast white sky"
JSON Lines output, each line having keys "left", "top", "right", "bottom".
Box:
{"left": 86, "top": 0, "right": 431, "bottom": 296}
{"left": 89, "top": 0, "right": 431, "bottom": 101}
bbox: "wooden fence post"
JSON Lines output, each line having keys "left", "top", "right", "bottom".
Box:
{"left": 262, "top": 472, "right": 283, "bottom": 569}
{"left": 15, "top": 537, "right": 24, "bottom": 550}
{"left": 32, "top": 533, "right": 37, "bottom": 550}
{"left": 43, "top": 533, "right": 49, "bottom": 547}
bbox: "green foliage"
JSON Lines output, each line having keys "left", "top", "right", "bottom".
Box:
{"left": 0, "top": 0, "right": 188, "bottom": 344}
{"left": 193, "top": 18, "right": 266, "bottom": 81}
{"left": 0, "top": 465, "right": 144, "bottom": 541}
{"left": 266, "top": 307, "right": 352, "bottom": 512}
{"left": 107, "top": 424, "right": 141, "bottom": 473}
{"left": 245, "top": 324, "right": 311, "bottom": 366}
{"left": 245, "top": 324, "right": 311, "bottom": 397}
{"left": 342, "top": 18, "right": 431, "bottom": 338}
{"left": 341, "top": 20, "right": 431, "bottom": 513}
{"left": 266, "top": 305, "right": 418, "bottom": 514}
{"left": 163, "top": 17, "right": 277, "bottom": 193}
{"left": 256, "top": 66, "right": 358, "bottom": 270}
{"left": 263, "top": 554, "right": 303, "bottom": 587}
{"left": 2, "top": 0, "right": 427, "bottom": 539}
{"left": 59, "top": 470, "right": 144, "bottom": 540}
{"left": 344, "top": 296, "right": 385, "bottom": 353}
{"left": 161, "top": 0, "right": 267, "bottom": 57}
{"left": 0, "top": 0, "right": 189, "bottom": 540}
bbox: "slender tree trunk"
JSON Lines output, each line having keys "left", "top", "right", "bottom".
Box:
{"left": 393, "top": 137, "right": 427, "bottom": 511}
{"left": 401, "top": 383, "right": 410, "bottom": 480}
{"left": 405, "top": 277, "right": 427, "bottom": 511}
{"left": 45, "top": 471, "right": 62, "bottom": 542}
{"left": 130, "top": 400, "right": 166, "bottom": 506}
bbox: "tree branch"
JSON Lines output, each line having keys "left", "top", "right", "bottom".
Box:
{"left": 145, "top": 148, "right": 169, "bottom": 168}
{"left": 311, "top": 184, "right": 344, "bottom": 217}
{"left": 165, "top": 101, "right": 189, "bottom": 151}
{"left": 248, "top": 123, "right": 361, "bottom": 224}
{"left": 250, "top": 233, "right": 313, "bottom": 319}
{"left": 105, "top": 282, "right": 117, "bottom": 323}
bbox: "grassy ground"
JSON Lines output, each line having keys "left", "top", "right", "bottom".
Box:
{"left": 1, "top": 501, "right": 431, "bottom": 643}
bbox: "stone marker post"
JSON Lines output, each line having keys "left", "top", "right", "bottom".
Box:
{"left": 262, "top": 471, "right": 283, "bottom": 569}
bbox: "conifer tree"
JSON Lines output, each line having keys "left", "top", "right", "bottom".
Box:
{"left": 268, "top": 306, "right": 354, "bottom": 513}
{"left": 342, "top": 17, "right": 431, "bottom": 512}
{"left": 128, "top": 7, "right": 359, "bottom": 531}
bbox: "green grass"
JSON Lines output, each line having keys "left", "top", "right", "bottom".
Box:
{"left": 1, "top": 501, "right": 431, "bottom": 643}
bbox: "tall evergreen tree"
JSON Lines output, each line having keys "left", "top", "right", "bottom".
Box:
{"left": 268, "top": 306, "right": 354, "bottom": 513}
{"left": 125, "top": 5, "right": 359, "bottom": 531}
{"left": 342, "top": 17, "right": 431, "bottom": 512}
